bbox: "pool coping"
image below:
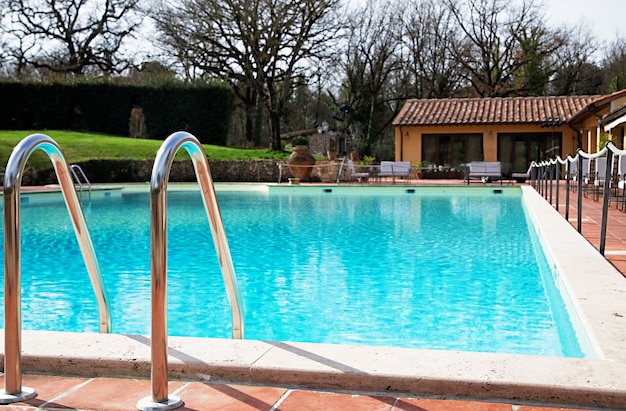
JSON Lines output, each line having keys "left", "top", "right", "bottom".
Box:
{"left": 2, "top": 184, "right": 626, "bottom": 408}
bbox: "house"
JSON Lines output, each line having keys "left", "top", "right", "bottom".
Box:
{"left": 599, "top": 100, "right": 626, "bottom": 146}
{"left": 284, "top": 127, "right": 349, "bottom": 159}
{"left": 392, "top": 89, "right": 626, "bottom": 177}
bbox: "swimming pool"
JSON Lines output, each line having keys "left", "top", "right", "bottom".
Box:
{"left": 1, "top": 185, "right": 588, "bottom": 358}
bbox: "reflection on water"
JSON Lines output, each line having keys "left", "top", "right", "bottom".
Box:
{"left": 0, "top": 188, "right": 583, "bottom": 357}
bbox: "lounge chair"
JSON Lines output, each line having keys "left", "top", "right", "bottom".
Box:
{"left": 571, "top": 158, "right": 589, "bottom": 193}
{"left": 511, "top": 165, "right": 533, "bottom": 183}
{"left": 583, "top": 158, "right": 605, "bottom": 200}
{"left": 615, "top": 156, "right": 626, "bottom": 209}
{"left": 580, "top": 158, "right": 593, "bottom": 197}
{"left": 568, "top": 159, "right": 578, "bottom": 191}
{"left": 378, "top": 161, "right": 411, "bottom": 184}
{"left": 347, "top": 160, "right": 370, "bottom": 183}
{"left": 465, "top": 161, "right": 502, "bottom": 185}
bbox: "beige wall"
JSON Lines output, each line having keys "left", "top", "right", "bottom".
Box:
{"left": 601, "top": 98, "right": 626, "bottom": 149}
{"left": 576, "top": 107, "right": 617, "bottom": 153}
{"left": 604, "top": 122, "right": 626, "bottom": 149}
{"left": 395, "top": 124, "right": 577, "bottom": 165}
{"left": 616, "top": 125, "right": 626, "bottom": 148}
{"left": 611, "top": 96, "right": 626, "bottom": 111}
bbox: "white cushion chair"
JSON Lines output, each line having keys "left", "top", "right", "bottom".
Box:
{"left": 347, "top": 160, "right": 370, "bottom": 183}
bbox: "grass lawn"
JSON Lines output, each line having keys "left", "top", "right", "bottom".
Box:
{"left": 1, "top": 130, "right": 289, "bottom": 171}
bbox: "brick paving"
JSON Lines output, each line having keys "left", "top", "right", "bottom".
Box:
{"left": 537, "top": 179, "right": 626, "bottom": 276}
{"left": 0, "top": 374, "right": 599, "bottom": 411}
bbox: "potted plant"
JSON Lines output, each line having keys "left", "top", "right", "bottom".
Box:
{"left": 415, "top": 161, "right": 429, "bottom": 179}
{"left": 287, "top": 136, "right": 315, "bottom": 181}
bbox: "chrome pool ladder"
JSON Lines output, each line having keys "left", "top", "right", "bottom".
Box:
{"left": 69, "top": 164, "right": 92, "bottom": 199}
{"left": 137, "top": 131, "right": 244, "bottom": 411}
{"left": 2, "top": 134, "right": 111, "bottom": 404}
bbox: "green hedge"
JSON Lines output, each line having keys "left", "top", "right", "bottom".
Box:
{"left": 0, "top": 81, "right": 234, "bottom": 144}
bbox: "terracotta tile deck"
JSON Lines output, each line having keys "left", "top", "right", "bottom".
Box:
{"left": 3, "top": 180, "right": 624, "bottom": 411}
{"left": 540, "top": 180, "right": 626, "bottom": 277}
{"left": 0, "top": 374, "right": 598, "bottom": 411}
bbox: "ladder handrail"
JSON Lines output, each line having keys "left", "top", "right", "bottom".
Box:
{"left": 138, "top": 131, "right": 243, "bottom": 409}
{"left": 336, "top": 155, "right": 347, "bottom": 183}
{"left": 2, "top": 134, "right": 111, "bottom": 403}
{"left": 69, "top": 164, "right": 92, "bottom": 200}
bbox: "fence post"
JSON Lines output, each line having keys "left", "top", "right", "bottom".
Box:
{"left": 548, "top": 163, "right": 554, "bottom": 205}
{"left": 577, "top": 153, "right": 583, "bottom": 233}
{"left": 599, "top": 149, "right": 614, "bottom": 255}
{"left": 539, "top": 164, "right": 544, "bottom": 196}
{"left": 543, "top": 163, "right": 548, "bottom": 199}
{"left": 565, "top": 160, "right": 571, "bottom": 221}
{"left": 555, "top": 161, "right": 560, "bottom": 212}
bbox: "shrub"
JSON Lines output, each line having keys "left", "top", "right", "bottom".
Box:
{"left": 291, "top": 135, "right": 309, "bottom": 146}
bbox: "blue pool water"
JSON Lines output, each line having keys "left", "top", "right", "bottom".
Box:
{"left": 1, "top": 186, "right": 585, "bottom": 357}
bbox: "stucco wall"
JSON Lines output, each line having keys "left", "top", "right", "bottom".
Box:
{"left": 395, "top": 124, "right": 578, "bottom": 165}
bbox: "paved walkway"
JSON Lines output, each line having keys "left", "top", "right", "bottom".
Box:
{"left": 539, "top": 180, "right": 626, "bottom": 277}
{"left": 0, "top": 373, "right": 603, "bottom": 410}
{"left": 3, "top": 181, "right": 624, "bottom": 411}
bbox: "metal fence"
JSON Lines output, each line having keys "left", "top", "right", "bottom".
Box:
{"left": 530, "top": 142, "right": 626, "bottom": 256}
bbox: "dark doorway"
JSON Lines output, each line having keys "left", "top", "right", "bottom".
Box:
{"left": 498, "top": 132, "right": 561, "bottom": 176}
{"left": 422, "top": 134, "right": 484, "bottom": 167}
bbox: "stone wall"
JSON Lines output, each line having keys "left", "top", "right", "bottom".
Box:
{"left": 26, "top": 159, "right": 352, "bottom": 185}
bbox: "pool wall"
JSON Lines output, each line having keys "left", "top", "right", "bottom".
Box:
{"left": 520, "top": 189, "right": 600, "bottom": 358}
{"left": 2, "top": 184, "right": 626, "bottom": 408}
{"left": 12, "top": 186, "right": 124, "bottom": 207}
{"left": 520, "top": 185, "right": 618, "bottom": 361}
{"left": 269, "top": 184, "right": 521, "bottom": 197}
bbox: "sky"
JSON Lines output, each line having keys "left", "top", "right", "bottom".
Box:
{"left": 536, "top": 0, "right": 622, "bottom": 44}
{"left": 347, "top": 0, "right": 623, "bottom": 45}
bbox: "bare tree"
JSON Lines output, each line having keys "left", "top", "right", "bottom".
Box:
{"left": 511, "top": 24, "right": 563, "bottom": 96}
{"left": 444, "top": 0, "right": 553, "bottom": 97}
{"left": 550, "top": 24, "right": 602, "bottom": 95}
{"left": 2, "top": 0, "right": 143, "bottom": 76}
{"left": 0, "top": 38, "right": 9, "bottom": 76}
{"left": 340, "top": 0, "right": 405, "bottom": 156}
{"left": 601, "top": 36, "right": 626, "bottom": 93}
{"left": 154, "top": 0, "right": 342, "bottom": 150}
{"left": 399, "top": 0, "right": 462, "bottom": 98}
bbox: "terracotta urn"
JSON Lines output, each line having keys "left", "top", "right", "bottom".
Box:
{"left": 287, "top": 145, "right": 316, "bottom": 181}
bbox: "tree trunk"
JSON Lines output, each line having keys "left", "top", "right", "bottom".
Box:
{"left": 253, "top": 100, "right": 263, "bottom": 147}
{"left": 269, "top": 110, "right": 282, "bottom": 151}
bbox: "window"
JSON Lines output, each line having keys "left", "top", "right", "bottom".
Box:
{"left": 498, "top": 132, "right": 561, "bottom": 176}
{"left": 422, "top": 134, "right": 483, "bottom": 167}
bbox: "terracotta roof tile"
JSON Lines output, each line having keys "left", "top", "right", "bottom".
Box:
{"left": 393, "top": 96, "right": 602, "bottom": 126}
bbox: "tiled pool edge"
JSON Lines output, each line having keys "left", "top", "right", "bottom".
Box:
{"left": 2, "top": 330, "right": 626, "bottom": 408}
{"left": 2, "top": 184, "right": 626, "bottom": 409}
{"left": 520, "top": 185, "right": 626, "bottom": 363}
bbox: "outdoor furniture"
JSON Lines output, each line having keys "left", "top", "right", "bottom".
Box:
{"left": 378, "top": 161, "right": 411, "bottom": 184}
{"left": 592, "top": 157, "right": 608, "bottom": 201}
{"left": 347, "top": 160, "right": 370, "bottom": 183}
{"left": 582, "top": 158, "right": 599, "bottom": 199}
{"left": 465, "top": 161, "right": 502, "bottom": 185}
{"left": 572, "top": 158, "right": 590, "bottom": 194}
{"left": 569, "top": 159, "right": 579, "bottom": 192}
{"left": 511, "top": 165, "right": 533, "bottom": 183}
{"left": 614, "top": 156, "right": 626, "bottom": 210}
